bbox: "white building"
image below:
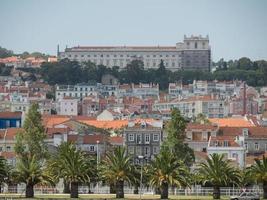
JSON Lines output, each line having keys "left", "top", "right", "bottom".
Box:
{"left": 58, "top": 35, "right": 211, "bottom": 71}
{"left": 153, "top": 95, "right": 228, "bottom": 118}
{"left": 58, "top": 97, "right": 79, "bottom": 116}
{"left": 56, "top": 84, "right": 98, "bottom": 101}
{"left": 207, "top": 136, "right": 246, "bottom": 168}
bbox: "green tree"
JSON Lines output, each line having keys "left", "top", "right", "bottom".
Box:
{"left": 0, "top": 46, "right": 13, "bottom": 58}
{"left": 14, "top": 103, "right": 49, "bottom": 198}
{"left": 15, "top": 103, "right": 47, "bottom": 160}
{"left": 155, "top": 60, "right": 169, "bottom": 90}
{"left": 13, "top": 155, "right": 53, "bottom": 198}
{"left": 101, "top": 146, "right": 134, "bottom": 198}
{"left": 148, "top": 148, "right": 190, "bottom": 199}
{"left": 0, "top": 157, "right": 9, "bottom": 193}
{"left": 249, "top": 156, "right": 267, "bottom": 198}
{"left": 193, "top": 113, "right": 211, "bottom": 124}
{"left": 48, "top": 142, "right": 90, "bottom": 198}
{"left": 197, "top": 154, "right": 240, "bottom": 199}
{"left": 163, "top": 108, "right": 195, "bottom": 166}
{"left": 123, "top": 60, "right": 145, "bottom": 84}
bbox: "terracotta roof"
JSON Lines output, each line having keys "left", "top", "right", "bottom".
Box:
{"left": 0, "top": 152, "right": 16, "bottom": 159}
{"left": 109, "top": 136, "right": 123, "bottom": 145}
{"left": 186, "top": 123, "right": 218, "bottom": 131}
{"left": 0, "top": 111, "right": 22, "bottom": 119}
{"left": 219, "top": 126, "right": 267, "bottom": 138}
{"left": 42, "top": 115, "right": 70, "bottom": 127}
{"left": 209, "top": 117, "right": 255, "bottom": 127}
{"left": 79, "top": 120, "right": 128, "bottom": 129}
{"left": 0, "top": 128, "right": 23, "bottom": 140}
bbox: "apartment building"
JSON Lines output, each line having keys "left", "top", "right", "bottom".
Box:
{"left": 124, "top": 120, "right": 163, "bottom": 163}
{"left": 153, "top": 95, "right": 228, "bottom": 118}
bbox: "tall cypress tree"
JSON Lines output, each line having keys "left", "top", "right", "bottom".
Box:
{"left": 15, "top": 103, "right": 47, "bottom": 159}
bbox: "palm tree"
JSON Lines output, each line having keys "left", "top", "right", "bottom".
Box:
{"left": 197, "top": 153, "right": 240, "bottom": 199}
{"left": 101, "top": 146, "right": 134, "bottom": 198}
{"left": 249, "top": 156, "right": 267, "bottom": 198}
{"left": 48, "top": 142, "right": 90, "bottom": 198}
{"left": 13, "top": 155, "right": 53, "bottom": 198}
{"left": 148, "top": 148, "right": 190, "bottom": 199}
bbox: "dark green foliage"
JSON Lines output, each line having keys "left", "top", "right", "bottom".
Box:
{"left": 163, "top": 108, "right": 195, "bottom": 167}
{"left": 249, "top": 156, "right": 267, "bottom": 199}
{"left": 38, "top": 57, "right": 267, "bottom": 88}
{"left": 100, "top": 146, "right": 134, "bottom": 198}
{"left": 148, "top": 148, "right": 190, "bottom": 199}
{"left": 0, "top": 46, "right": 13, "bottom": 58}
{"left": 0, "top": 63, "right": 13, "bottom": 76}
{"left": 15, "top": 103, "right": 47, "bottom": 160}
{"left": 197, "top": 154, "right": 240, "bottom": 199}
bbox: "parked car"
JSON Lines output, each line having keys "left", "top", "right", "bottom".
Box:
{"left": 230, "top": 191, "right": 260, "bottom": 200}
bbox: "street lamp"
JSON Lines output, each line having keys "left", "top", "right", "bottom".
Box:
{"left": 138, "top": 155, "right": 144, "bottom": 200}
{"left": 96, "top": 140, "right": 100, "bottom": 194}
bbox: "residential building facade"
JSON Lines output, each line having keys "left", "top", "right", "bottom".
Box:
{"left": 124, "top": 120, "right": 163, "bottom": 163}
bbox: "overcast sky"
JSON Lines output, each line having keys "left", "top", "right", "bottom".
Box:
{"left": 0, "top": 0, "right": 266, "bottom": 61}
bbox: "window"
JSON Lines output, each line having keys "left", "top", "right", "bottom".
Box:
{"left": 128, "top": 146, "right": 134, "bottom": 154}
{"left": 153, "top": 146, "right": 159, "bottom": 154}
{"left": 6, "top": 146, "right": 11, "bottom": 152}
{"left": 129, "top": 134, "right": 134, "bottom": 141}
{"left": 145, "top": 134, "right": 150, "bottom": 143}
{"left": 144, "top": 147, "right": 150, "bottom": 156}
{"left": 245, "top": 142, "right": 248, "bottom": 150}
{"left": 255, "top": 142, "right": 259, "bottom": 150}
{"left": 265, "top": 144, "right": 267, "bottom": 151}
{"left": 153, "top": 134, "right": 159, "bottom": 141}
{"left": 0, "top": 147, "right": 2, "bottom": 152}
{"left": 223, "top": 141, "right": 229, "bottom": 147}
{"left": 136, "top": 146, "right": 142, "bottom": 156}
{"left": 90, "top": 145, "right": 95, "bottom": 152}
{"left": 195, "top": 42, "right": 198, "bottom": 49}
{"left": 137, "top": 134, "right": 142, "bottom": 144}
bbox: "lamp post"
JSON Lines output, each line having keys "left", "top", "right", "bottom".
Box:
{"left": 96, "top": 140, "right": 99, "bottom": 194}
{"left": 138, "top": 155, "right": 144, "bottom": 200}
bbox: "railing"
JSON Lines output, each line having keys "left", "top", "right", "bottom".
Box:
{"left": 2, "top": 185, "right": 263, "bottom": 196}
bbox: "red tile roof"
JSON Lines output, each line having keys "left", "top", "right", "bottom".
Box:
{"left": 0, "top": 111, "right": 22, "bottom": 119}
{"left": 209, "top": 117, "right": 255, "bottom": 127}
{"left": 186, "top": 123, "right": 218, "bottom": 131}
{"left": 109, "top": 136, "right": 123, "bottom": 145}
{"left": 0, "top": 128, "right": 23, "bottom": 140}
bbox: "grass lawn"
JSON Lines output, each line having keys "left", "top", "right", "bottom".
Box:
{"left": 0, "top": 193, "right": 230, "bottom": 199}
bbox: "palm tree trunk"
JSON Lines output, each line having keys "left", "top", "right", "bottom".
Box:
{"left": 26, "top": 183, "right": 34, "bottom": 198}
{"left": 263, "top": 181, "right": 267, "bottom": 199}
{"left": 213, "top": 185, "right": 220, "bottom": 199}
{"left": 110, "top": 182, "right": 116, "bottom": 194}
{"left": 70, "top": 182, "right": 79, "bottom": 198}
{"left": 63, "top": 180, "right": 70, "bottom": 193}
{"left": 116, "top": 180, "right": 124, "bottom": 198}
{"left": 161, "top": 182, "right": 168, "bottom": 199}
{"left": 133, "top": 185, "right": 138, "bottom": 194}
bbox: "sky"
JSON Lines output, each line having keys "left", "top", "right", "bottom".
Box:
{"left": 0, "top": 0, "right": 266, "bottom": 61}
